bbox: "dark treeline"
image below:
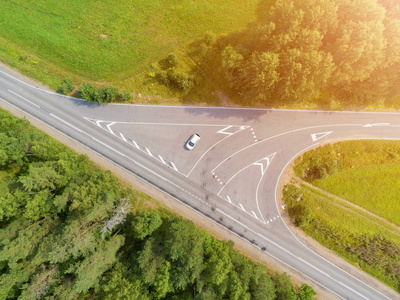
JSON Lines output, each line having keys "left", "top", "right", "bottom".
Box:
{"left": 0, "top": 108, "right": 316, "bottom": 299}
{"left": 193, "top": 0, "right": 400, "bottom": 107}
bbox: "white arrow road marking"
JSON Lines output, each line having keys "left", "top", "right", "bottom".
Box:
{"left": 252, "top": 153, "right": 276, "bottom": 176}
{"left": 239, "top": 203, "right": 245, "bottom": 211}
{"left": 226, "top": 195, "right": 232, "bottom": 203}
{"left": 311, "top": 131, "right": 332, "bottom": 142}
{"left": 217, "top": 125, "right": 250, "bottom": 135}
{"left": 363, "top": 123, "right": 390, "bottom": 127}
{"left": 252, "top": 211, "right": 258, "bottom": 219}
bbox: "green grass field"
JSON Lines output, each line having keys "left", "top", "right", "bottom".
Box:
{"left": 313, "top": 164, "right": 400, "bottom": 226}
{"left": 290, "top": 140, "right": 400, "bottom": 290}
{"left": 295, "top": 140, "right": 400, "bottom": 226}
{"left": 0, "top": 0, "right": 260, "bottom": 91}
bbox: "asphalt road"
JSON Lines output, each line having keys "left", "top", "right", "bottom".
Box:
{"left": 0, "top": 65, "right": 399, "bottom": 300}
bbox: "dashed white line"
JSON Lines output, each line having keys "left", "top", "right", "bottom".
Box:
{"left": 131, "top": 139, "right": 139, "bottom": 149}
{"left": 145, "top": 147, "right": 153, "bottom": 157}
{"left": 119, "top": 132, "right": 127, "bottom": 142}
{"left": 158, "top": 155, "right": 166, "bottom": 164}
{"left": 170, "top": 162, "right": 178, "bottom": 172}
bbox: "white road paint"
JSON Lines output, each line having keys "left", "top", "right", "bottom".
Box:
{"left": 252, "top": 211, "right": 258, "bottom": 219}
{"left": 226, "top": 195, "right": 232, "bottom": 203}
{"left": 145, "top": 148, "right": 153, "bottom": 157}
{"left": 363, "top": 123, "right": 390, "bottom": 127}
{"left": 216, "top": 209, "right": 373, "bottom": 300}
{"left": 158, "top": 155, "right": 166, "bottom": 165}
{"left": 252, "top": 153, "right": 276, "bottom": 176}
{"left": 106, "top": 122, "right": 116, "bottom": 135}
{"left": 131, "top": 139, "right": 139, "bottom": 149}
{"left": 170, "top": 162, "right": 178, "bottom": 172}
{"left": 311, "top": 131, "right": 332, "bottom": 142}
{"left": 186, "top": 126, "right": 247, "bottom": 177}
{"left": 211, "top": 124, "right": 360, "bottom": 173}
{"left": 119, "top": 132, "right": 127, "bottom": 142}
{"left": 239, "top": 203, "right": 245, "bottom": 211}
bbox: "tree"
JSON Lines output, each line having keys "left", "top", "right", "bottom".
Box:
{"left": 234, "top": 51, "right": 280, "bottom": 103}
{"left": 296, "top": 284, "right": 317, "bottom": 300}
{"left": 274, "top": 272, "right": 297, "bottom": 300}
{"left": 132, "top": 210, "right": 162, "bottom": 240}
{"left": 164, "top": 218, "right": 206, "bottom": 290}
{"left": 98, "top": 262, "right": 149, "bottom": 300}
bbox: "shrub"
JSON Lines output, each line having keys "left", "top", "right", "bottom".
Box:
{"left": 166, "top": 53, "right": 179, "bottom": 68}
{"left": 78, "top": 84, "right": 120, "bottom": 103}
{"left": 57, "top": 77, "right": 75, "bottom": 95}
{"left": 298, "top": 144, "right": 338, "bottom": 180}
{"left": 119, "top": 90, "right": 132, "bottom": 101}
{"left": 79, "top": 83, "right": 96, "bottom": 101}
{"left": 283, "top": 184, "right": 312, "bottom": 227}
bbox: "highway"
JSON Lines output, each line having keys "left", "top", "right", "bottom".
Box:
{"left": 0, "top": 64, "right": 399, "bottom": 299}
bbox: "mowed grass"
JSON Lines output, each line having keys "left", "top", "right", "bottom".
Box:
{"left": 313, "top": 164, "right": 400, "bottom": 227}
{"left": 296, "top": 140, "right": 400, "bottom": 227}
{"left": 0, "top": 0, "right": 259, "bottom": 85}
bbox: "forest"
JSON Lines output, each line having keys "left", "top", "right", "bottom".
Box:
{"left": 215, "top": 0, "right": 400, "bottom": 107}
{"left": 160, "top": 0, "right": 400, "bottom": 108}
{"left": 0, "top": 108, "right": 316, "bottom": 299}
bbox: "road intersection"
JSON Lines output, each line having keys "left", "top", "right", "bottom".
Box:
{"left": 0, "top": 65, "right": 399, "bottom": 299}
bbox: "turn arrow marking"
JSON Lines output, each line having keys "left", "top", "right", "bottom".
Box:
{"left": 311, "top": 131, "right": 332, "bottom": 142}
{"left": 252, "top": 152, "right": 276, "bottom": 176}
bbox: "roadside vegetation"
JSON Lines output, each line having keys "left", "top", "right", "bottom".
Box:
{"left": 284, "top": 140, "right": 400, "bottom": 291}
{"left": 0, "top": 0, "right": 261, "bottom": 105}
{"left": 0, "top": 107, "right": 316, "bottom": 299}
{"left": 1, "top": 0, "right": 400, "bottom": 110}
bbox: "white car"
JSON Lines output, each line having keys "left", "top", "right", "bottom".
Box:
{"left": 186, "top": 134, "right": 200, "bottom": 150}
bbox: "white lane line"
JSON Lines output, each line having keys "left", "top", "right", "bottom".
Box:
{"left": 131, "top": 139, "right": 139, "bottom": 149}
{"left": 50, "top": 113, "right": 83, "bottom": 133}
{"left": 106, "top": 122, "right": 116, "bottom": 135}
{"left": 226, "top": 195, "right": 232, "bottom": 203}
{"left": 158, "top": 155, "right": 166, "bottom": 164}
{"left": 119, "top": 132, "right": 127, "bottom": 142}
{"left": 170, "top": 162, "right": 178, "bottom": 172}
{"left": 96, "top": 120, "right": 103, "bottom": 127}
{"left": 211, "top": 123, "right": 363, "bottom": 173}
{"left": 186, "top": 126, "right": 248, "bottom": 177}
{"left": 145, "top": 148, "right": 153, "bottom": 157}
{"left": 239, "top": 203, "right": 245, "bottom": 211}
{"left": 8, "top": 90, "right": 40, "bottom": 109}
{"left": 216, "top": 209, "right": 373, "bottom": 300}
{"left": 252, "top": 211, "right": 258, "bottom": 219}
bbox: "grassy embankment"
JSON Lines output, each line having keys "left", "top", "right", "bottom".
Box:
{"left": 284, "top": 140, "right": 400, "bottom": 291}
{"left": 0, "top": 0, "right": 261, "bottom": 105}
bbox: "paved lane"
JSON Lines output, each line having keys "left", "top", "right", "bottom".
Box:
{"left": 0, "top": 65, "right": 398, "bottom": 299}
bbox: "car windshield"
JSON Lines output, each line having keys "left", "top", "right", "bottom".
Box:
{"left": 189, "top": 141, "right": 195, "bottom": 147}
